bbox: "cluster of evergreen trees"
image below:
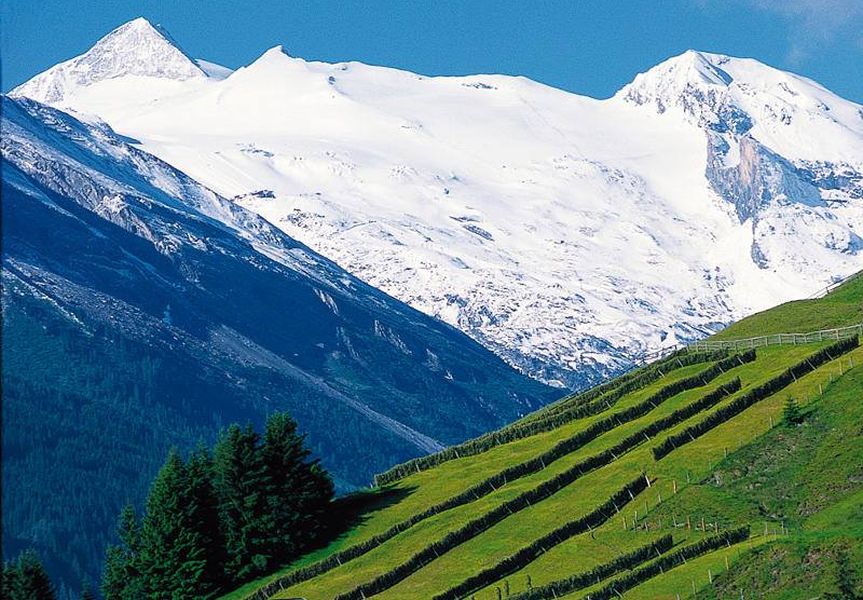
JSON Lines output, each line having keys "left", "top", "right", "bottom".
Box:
{"left": 652, "top": 337, "right": 858, "bottom": 460}
{"left": 101, "top": 412, "right": 334, "bottom": 599}
{"left": 375, "top": 349, "right": 731, "bottom": 486}
{"left": 2, "top": 550, "right": 64, "bottom": 600}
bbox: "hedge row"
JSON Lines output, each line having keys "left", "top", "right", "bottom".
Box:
{"left": 429, "top": 357, "right": 749, "bottom": 527}
{"left": 628, "top": 377, "right": 741, "bottom": 448}
{"left": 375, "top": 349, "right": 732, "bottom": 486}
{"left": 535, "top": 348, "right": 724, "bottom": 420}
{"left": 429, "top": 354, "right": 749, "bottom": 528}
{"left": 409, "top": 474, "right": 650, "bottom": 600}
{"left": 586, "top": 526, "right": 751, "bottom": 600}
{"left": 528, "top": 359, "right": 649, "bottom": 418}
{"left": 332, "top": 469, "right": 646, "bottom": 600}
{"left": 245, "top": 358, "right": 747, "bottom": 600}
{"left": 505, "top": 535, "right": 674, "bottom": 600}
{"left": 524, "top": 349, "right": 737, "bottom": 432}
{"left": 652, "top": 337, "right": 859, "bottom": 461}
{"left": 358, "top": 355, "right": 746, "bottom": 600}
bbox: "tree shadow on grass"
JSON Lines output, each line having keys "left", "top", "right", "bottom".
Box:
{"left": 327, "top": 484, "right": 418, "bottom": 535}
{"left": 254, "top": 485, "right": 418, "bottom": 592}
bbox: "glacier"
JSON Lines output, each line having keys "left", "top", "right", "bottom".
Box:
{"left": 13, "top": 18, "right": 863, "bottom": 389}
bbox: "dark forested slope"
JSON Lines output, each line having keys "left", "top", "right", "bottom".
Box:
{"left": 0, "top": 96, "right": 555, "bottom": 592}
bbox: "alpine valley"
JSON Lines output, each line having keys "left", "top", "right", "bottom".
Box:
{"left": 3, "top": 16, "right": 863, "bottom": 597}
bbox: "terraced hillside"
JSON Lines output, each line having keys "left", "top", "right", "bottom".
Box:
{"left": 226, "top": 273, "right": 863, "bottom": 600}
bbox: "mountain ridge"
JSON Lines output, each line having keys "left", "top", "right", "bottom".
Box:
{"left": 17, "top": 21, "right": 855, "bottom": 388}
{"left": 1, "top": 93, "right": 555, "bottom": 592}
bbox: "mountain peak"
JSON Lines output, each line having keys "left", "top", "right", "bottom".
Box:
{"left": 671, "top": 50, "right": 733, "bottom": 86}
{"left": 261, "top": 45, "right": 291, "bottom": 58}
{"left": 244, "top": 45, "right": 295, "bottom": 70}
{"left": 616, "top": 50, "right": 734, "bottom": 113}
{"left": 11, "top": 17, "right": 206, "bottom": 105}
{"left": 113, "top": 16, "right": 160, "bottom": 35}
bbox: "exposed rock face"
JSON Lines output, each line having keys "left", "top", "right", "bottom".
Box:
{"left": 706, "top": 134, "right": 821, "bottom": 225}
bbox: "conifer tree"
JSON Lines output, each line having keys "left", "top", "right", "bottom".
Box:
{"left": 783, "top": 396, "right": 802, "bottom": 426}
{"left": 186, "top": 443, "right": 228, "bottom": 594}
{"left": 138, "top": 449, "right": 187, "bottom": 594}
{"left": 3, "top": 550, "right": 56, "bottom": 600}
{"left": 213, "top": 424, "right": 272, "bottom": 579}
{"left": 102, "top": 504, "right": 144, "bottom": 600}
{"left": 138, "top": 448, "right": 217, "bottom": 598}
{"left": 2, "top": 561, "right": 18, "bottom": 599}
{"left": 261, "top": 412, "right": 334, "bottom": 559}
{"left": 101, "top": 411, "right": 336, "bottom": 593}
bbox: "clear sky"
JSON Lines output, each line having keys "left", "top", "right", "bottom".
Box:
{"left": 2, "top": 0, "right": 862, "bottom": 102}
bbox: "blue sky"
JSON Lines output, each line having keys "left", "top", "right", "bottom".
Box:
{"left": 2, "top": 0, "right": 862, "bottom": 102}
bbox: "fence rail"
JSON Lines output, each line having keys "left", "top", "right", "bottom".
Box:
{"left": 807, "top": 271, "right": 861, "bottom": 299}
{"left": 634, "top": 271, "right": 861, "bottom": 366}
{"left": 690, "top": 324, "right": 863, "bottom": 351}
{"left": 636, "top": 323, "right": 862, "bottom": 366}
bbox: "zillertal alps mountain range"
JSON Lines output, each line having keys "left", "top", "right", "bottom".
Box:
{"left": 12, "top": 19, "right": 863, "bottom": 387}
{"left": 12, "top": 17, "right": 863, "bottom": 389}
{"left": 5, "top": 16, "right": 863, "bottom": 597}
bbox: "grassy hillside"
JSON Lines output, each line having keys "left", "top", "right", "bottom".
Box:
{"left": 712, "top": 272, "right": 862, "bottom": 340}
{"left": 225, "top": 273, "right": 863, "bottom": 600}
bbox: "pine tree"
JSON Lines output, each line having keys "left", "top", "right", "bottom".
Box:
{"left": 186, "top": 443, "right": 228, "bottom": 595}
{"left": 100, "top": 412, "right": 336, "bottom": 592}
{"left": 783, "top": 396, "right": 802, "bottom": 426}
{"left": 138, "top": 450, "right": 186, "bottom": 595}
{"left": 213, "top": 424, "right": 272, "bottom": 579}
{"left": 833, "top": 547, "right": 861, "bottom": 600}
{"left": 3, "top": 561, "right": 18, "bottom": 599}
{"left": 102, "top": 547, "right": 128, "bottom": 600}
{"left": 103, "top": 504, "right": 145, "bottom": 600}
{"left": 261, "top": 412, "right": 333, "bottom": 560}
{"left": 4, "top": 550, "right": 56, "bottom": 600}
{"left": 81, "top": 580, "right": 97, "bottom": 600}
{"left": 138, "top": 448, "right": 215, "bottom": 598}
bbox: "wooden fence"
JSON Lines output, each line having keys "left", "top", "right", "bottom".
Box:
{"left": 807, "top": 271, "right": 861, "bottom": 299}
{"left": 635, "top": 323, "right": 862, "bottom": 365}
{"left": 689, "top": 324, "right": 863, "bottom": 351}
{"left": 633, "top": 271, "right": 861, "bottom": 366}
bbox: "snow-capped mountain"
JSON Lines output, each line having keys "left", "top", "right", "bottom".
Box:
{"left": 2, "top": 93, "right": 555, "bottom": 589}
{"left": 13, "top": 18, "right": 207, "bottom": 105}
{"left": 14, "top": 18, "right": 863, "bottom": 388}
{"left": 2, "top": 91, "right": 551, "bottom": 477}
